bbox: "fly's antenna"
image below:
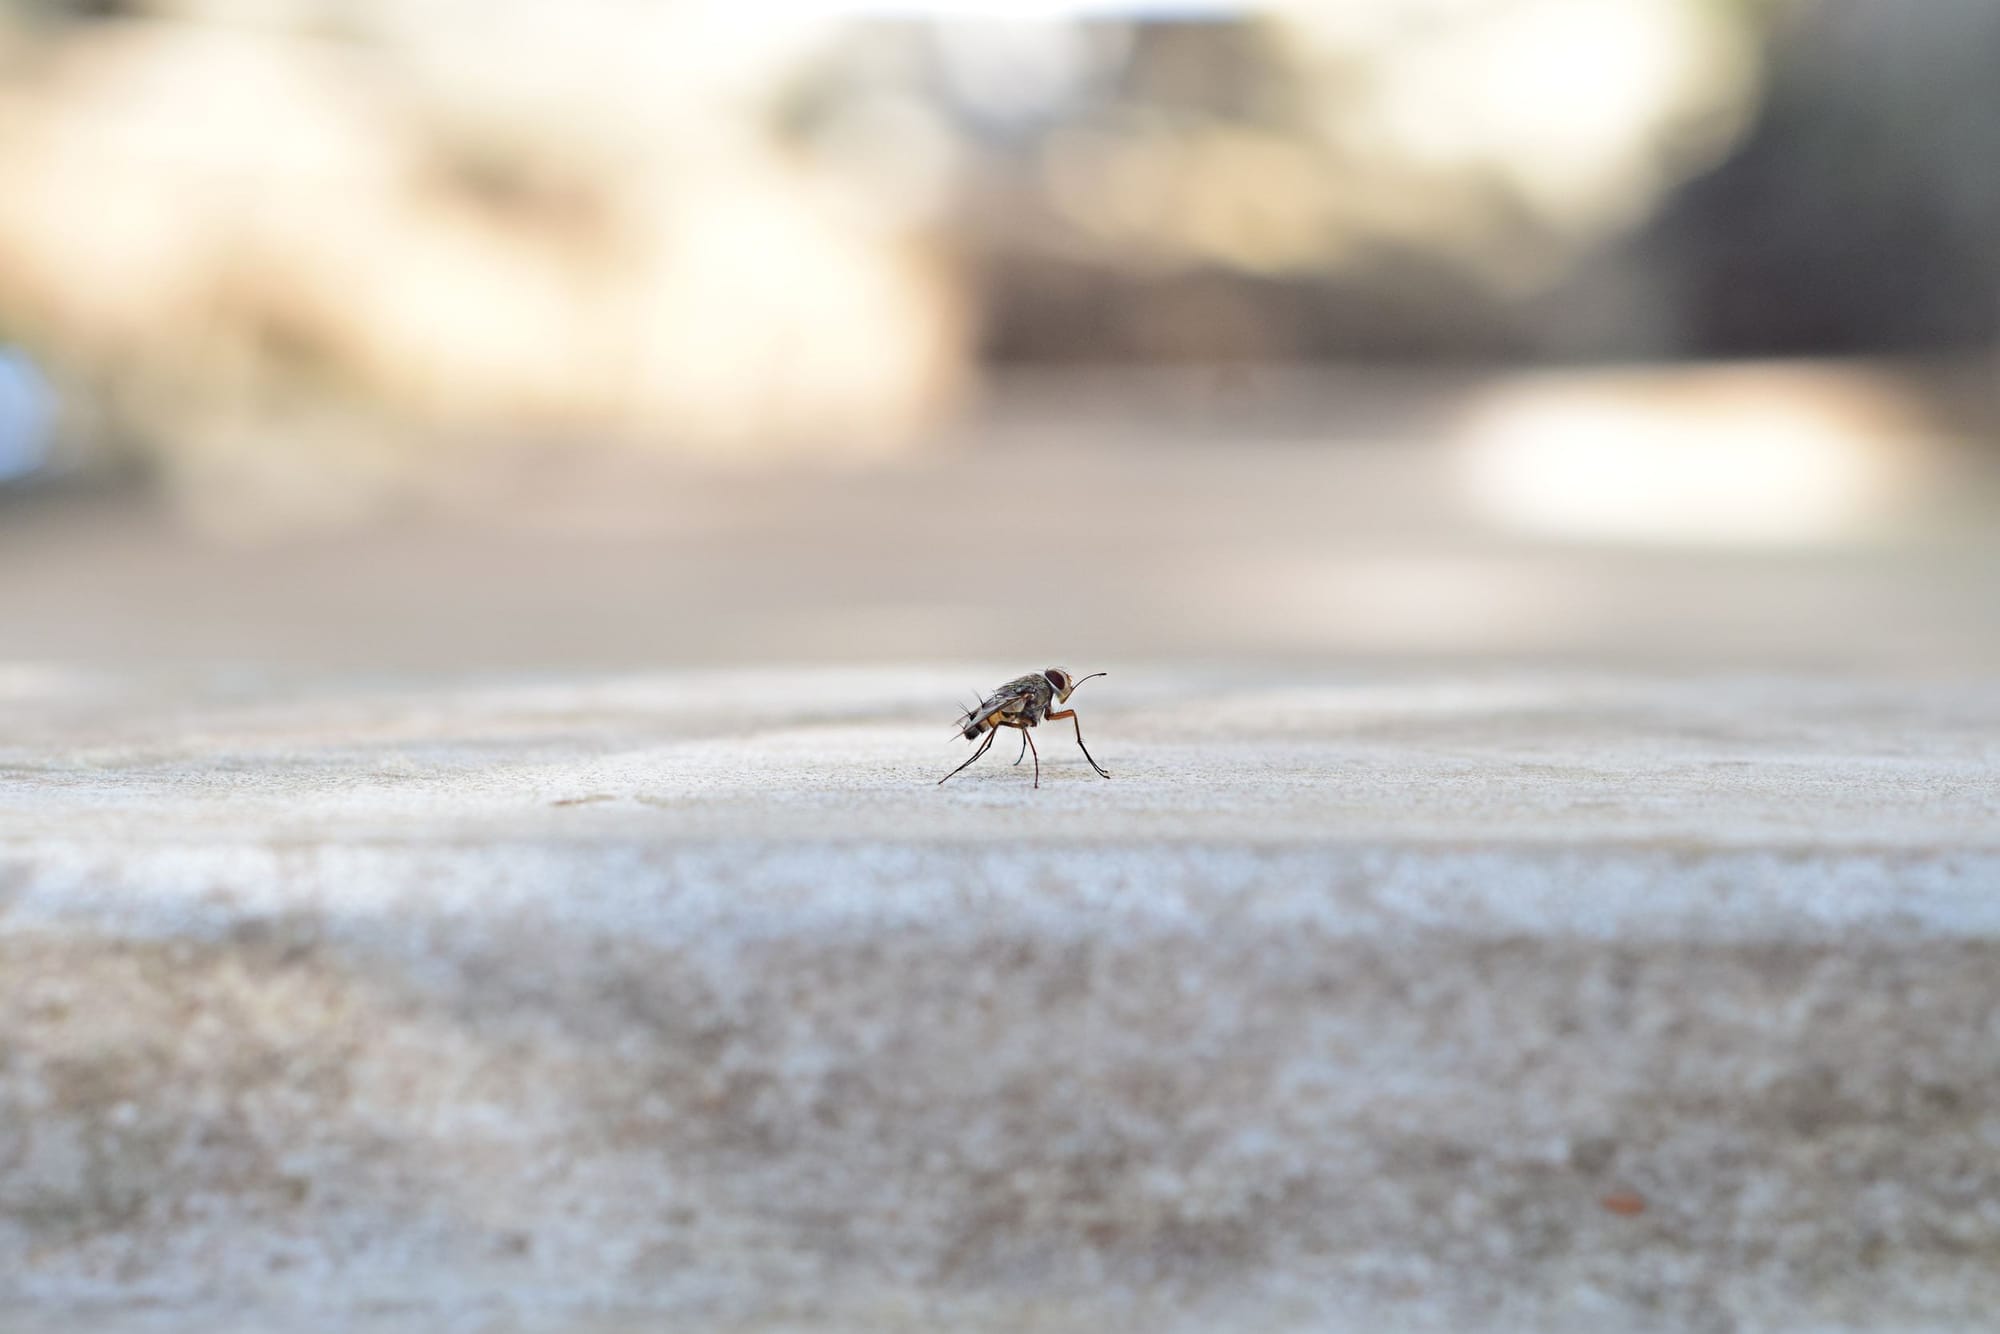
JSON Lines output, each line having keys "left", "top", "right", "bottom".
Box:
{"left": 1071, "top": 672, "right": 1108, "bottom": 694}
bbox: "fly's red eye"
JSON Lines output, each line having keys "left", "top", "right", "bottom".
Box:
{"left": 1047, "top": 671, "right": 1067, "bottom": 690}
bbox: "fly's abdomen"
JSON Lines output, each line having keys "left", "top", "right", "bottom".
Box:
{"left": 961, "top": 699, "right": 1013, "bottom": 740}
{"left": 961, "top": 706, "right": 1001, "bottom": 740}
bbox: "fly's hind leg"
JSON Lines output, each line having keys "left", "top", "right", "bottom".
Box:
{"left": 1045, "top": 709, "right": 1110, "bottom": 779}
{"left": 938, "top": 727, "right": 999, "bottom": 786}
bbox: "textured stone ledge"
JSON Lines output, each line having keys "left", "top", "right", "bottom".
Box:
{"left": 2, "top": 670, "right": 1996, "bottom": 1331}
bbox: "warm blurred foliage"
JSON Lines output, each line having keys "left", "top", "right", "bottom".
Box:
{"left": 917, "top": 0, "right": 1997, "bottom": 362}
{"left": 0, "top": 0, "right": 1993, "bottom": 531}
{"left": 0, "top": 1, "right": 971, "bottom": 524}
{"left": 903, "top": 0, "right": 1765, "bottom": 359}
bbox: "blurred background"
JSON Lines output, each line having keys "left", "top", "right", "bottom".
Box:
{"left": 0, "top": 0, "right": 1995, "bottom": 673}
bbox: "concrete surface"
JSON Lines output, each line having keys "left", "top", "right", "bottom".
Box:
{"left": 5, "top": 365, "right": 1999, "bottom": 675}
{"left": 3, "top": 667, "right": 1999, "bottom": 1332}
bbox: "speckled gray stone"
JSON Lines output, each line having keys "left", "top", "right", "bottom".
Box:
{"left": 2, "top": 668, "right": 1998, "bottom": 1332}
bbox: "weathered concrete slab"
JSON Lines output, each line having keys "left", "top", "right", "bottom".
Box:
{"left": 2, "top": 669, "right": 1998, "bottom": 1332}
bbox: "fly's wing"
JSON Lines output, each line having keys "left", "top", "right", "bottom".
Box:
{"left": 956, "top": 674, "right": 1046, "bottom": 737}
{"left": 988, "top": 674, "right": 1052, "bottom": 723}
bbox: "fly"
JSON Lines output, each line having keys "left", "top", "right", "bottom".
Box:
{"left": 939, "top": 667, "right": 1112, "bottom": 790}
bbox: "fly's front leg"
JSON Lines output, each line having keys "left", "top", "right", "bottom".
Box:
{"left": 1045, "top": 708, "right": 1110, "bottom": 779}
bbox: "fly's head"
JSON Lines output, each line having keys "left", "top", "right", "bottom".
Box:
{"left": 1043, "top": 667, "right": 1106, "bottom": 704}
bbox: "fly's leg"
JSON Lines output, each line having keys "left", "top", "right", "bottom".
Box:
{"left": 1001, "top": 724, "right": 1039, "bottom": 787}
{"left": 1045, "top": 709, "right": 1110, "bottom": 779}
{"left": 938, "top": 727, "right": 998, "bottom": 786}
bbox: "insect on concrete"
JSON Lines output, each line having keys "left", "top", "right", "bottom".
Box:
{"left": 939, "top": 667, "right": 1112, "bottom": 790}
